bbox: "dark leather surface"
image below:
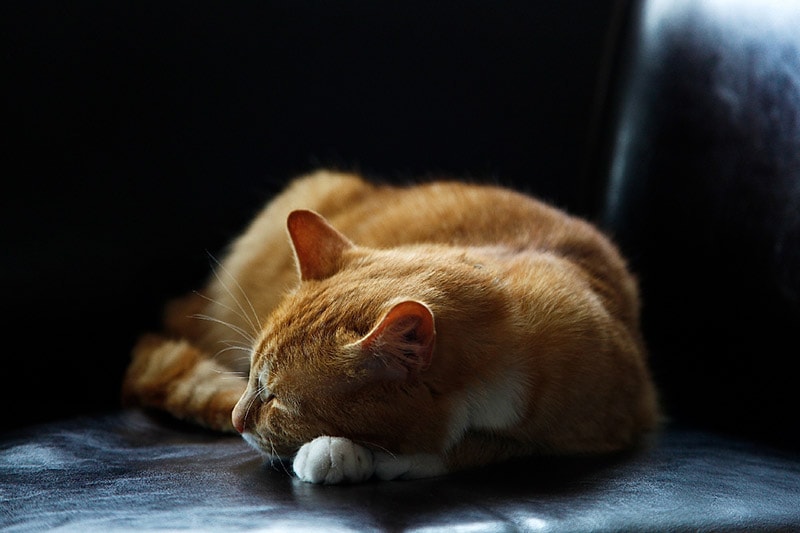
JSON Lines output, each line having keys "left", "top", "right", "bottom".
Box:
{"left": 2, "top": 410, "right": 799, "bottom": 532}
{"left": 600, "top": 0, "right": 800, "bottom": 448}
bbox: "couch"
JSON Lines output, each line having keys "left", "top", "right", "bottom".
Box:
{"left": 3, "top": 0, "right": 799, "bottom": 530}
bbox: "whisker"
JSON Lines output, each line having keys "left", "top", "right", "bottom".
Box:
{"left": 355, "top": 439, "right": 398, "bottom": 459}
{"left": 192, "top": 290, "right": 260, "bottom": 343}
{"left": 191, "top": 313, "right": 256, "bottom": 345}
{"left": 212, "top": 369, "right": 248, "bottom": 378}
{"left": 243, "top": 383, "right": 266, "bottom": 424}
{"left": 212, "top": 343, "right": 254, "bottom": 363}
{"left": 269, "top": 440, "right": 293, "bottom": 476}
{"left": 206, "top": 252, "right": 263, "bottom": 338}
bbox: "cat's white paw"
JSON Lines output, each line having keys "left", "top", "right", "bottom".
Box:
{"left": 293, "top": 436, "right": 375, "bottom": 484}
{"left": 373, "top": 451, "right": 447, "bottom": 481}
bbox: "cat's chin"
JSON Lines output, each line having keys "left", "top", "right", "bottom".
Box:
{"left": 240, "top": 431, "right": 291, "bottom": 461}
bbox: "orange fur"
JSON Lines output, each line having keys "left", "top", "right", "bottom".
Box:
{"left": 122, "top": 170, "right": 659, "bottom": 479}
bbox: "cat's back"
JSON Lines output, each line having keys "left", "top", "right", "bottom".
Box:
{"left": 295, "top": 171, "right": 640, "bottom": 332}
{"left": 218, "top": 170, "right": 631, "bottom": 304}
{"left": 283, "top": 170, "right": 589, "bottom": 252}
{"left": 201, "top": 171, "right": 636, "bottom": 363}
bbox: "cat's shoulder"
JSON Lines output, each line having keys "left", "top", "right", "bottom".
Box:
{"left": 286, "top": 169, "right": 368, "bottom": 191}
{"left": 283, "top": 169, "right": 517, "bottom": 200}
{"left": 251, "top": 170, "right": 377, "bottom": 228}
{"left": 277, "top": 170, "right": 561, "bottom": 229}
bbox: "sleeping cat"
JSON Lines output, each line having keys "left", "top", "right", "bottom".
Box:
{"left": 122, "top": 170, "right": 659, "bottom": 484}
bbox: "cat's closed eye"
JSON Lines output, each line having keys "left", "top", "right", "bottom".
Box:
{"left": 256, "top": 376, "right": 275, "bottom": 403}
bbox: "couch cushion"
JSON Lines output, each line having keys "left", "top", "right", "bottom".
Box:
{"left": 600, "top": 0, "right": 800, "bottom": 448}
{"left": 2, "top": 411, "right": 799, "bottom": 531}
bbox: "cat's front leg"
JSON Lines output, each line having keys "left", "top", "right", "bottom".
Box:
{"left": 372, "top": 451, "right": 447, "bottom": 481}
{"left": 293, "top": 436, "right": 375, "bottom": 484}
{"left": 293, "top": 436, "right": 447, "bottom": 484}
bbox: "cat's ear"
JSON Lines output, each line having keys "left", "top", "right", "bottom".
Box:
{"left": 356, "top": 300, "right": 436, "bottom": 380}
{"left": 287, "top": 209, "right": 354, "bottom": 281}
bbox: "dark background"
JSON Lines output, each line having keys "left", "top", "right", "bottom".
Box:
{"left": 2, "top": 2, "right": 624, "bottom": 430}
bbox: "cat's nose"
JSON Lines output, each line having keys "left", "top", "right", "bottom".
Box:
{"left": 231, "top": 395, "right": 249, "bottom": 433}
{"left": 232, "top": 410, "right": 245, "bottom": 434}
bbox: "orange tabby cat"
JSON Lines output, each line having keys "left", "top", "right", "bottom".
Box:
{"left": 122, "top": 169, "right": 659, "bottom": 484}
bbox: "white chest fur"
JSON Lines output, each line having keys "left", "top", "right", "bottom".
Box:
{"left": 446, "top": 366, "right": 529, "bottom": 447}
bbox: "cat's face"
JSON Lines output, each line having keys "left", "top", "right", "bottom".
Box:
{"left": 231, "top": 283, "right": 438, "bottom": 458}
{"left": 231, "top": 210, "right": 442, "bottom": 458}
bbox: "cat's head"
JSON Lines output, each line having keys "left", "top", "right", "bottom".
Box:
{"left": 231, "top": 210, "right": 448, "bottom": 458}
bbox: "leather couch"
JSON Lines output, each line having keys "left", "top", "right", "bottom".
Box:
{"left": 3, "top": 0, "right": 799, "bottom": 530}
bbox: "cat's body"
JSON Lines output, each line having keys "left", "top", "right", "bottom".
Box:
{"left": 123, "top": 170, "right": 659, "bottom": 484}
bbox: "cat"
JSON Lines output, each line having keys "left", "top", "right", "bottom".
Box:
{"left": 122, "top": 169, "right": 660, "bottom": 484}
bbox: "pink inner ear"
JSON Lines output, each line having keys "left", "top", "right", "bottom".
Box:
{"left": 361, "top": 300, "right": 436, "bottom": 376}
{"left": 286, "top": 209, "right": 354, "bottom": 281}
